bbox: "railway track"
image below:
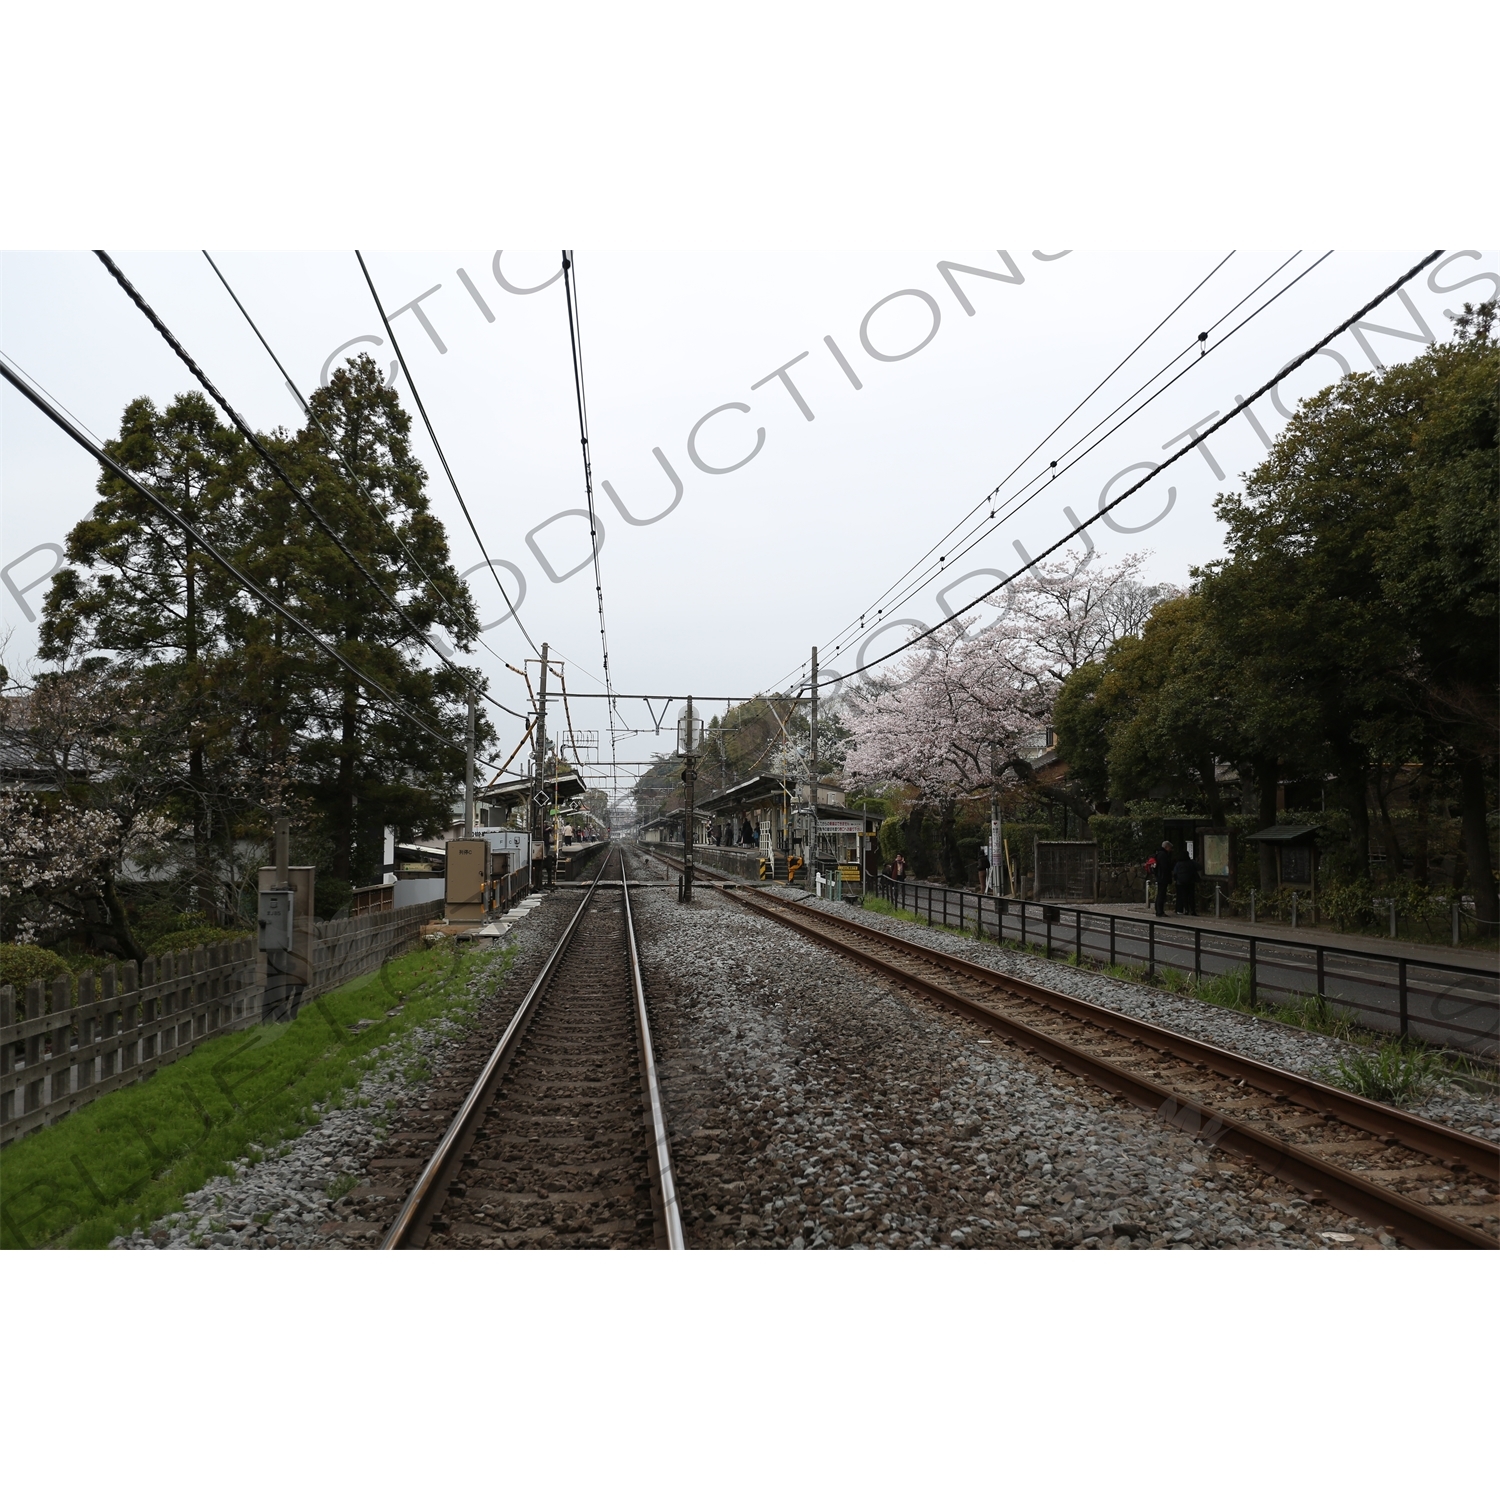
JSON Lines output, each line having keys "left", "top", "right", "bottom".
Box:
{"left": 381, "top": 849, "right": 684, "bottom": 1250}
{"left": 645, "top": 848, "right": 1498, "bottom": 1249}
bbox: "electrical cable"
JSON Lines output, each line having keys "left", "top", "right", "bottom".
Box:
{"left": 0, "top": 346, "right": 108, "bottom": 447}
{"left": 0, "top": 353, "right": 507, "bottom": 771}
{"left": 815, "top": 250, "right": 1327, "bottom": 675}
{"left": 354, "top": 251, "right": 541, "bottom": 661}
{"left": 819, "top": 250, "right": 1333, "bottom": 662}
{"left": 822, "top": 249, "right": 1445, "bottom": 685}
{"left": 561, "top": 249, "right": 624, "bottom": 809}
{"left": 199, "top": 250, "right": 531, "bottom": 709}
{"left": 819, "top": 251, "right": 1241, "bottom": 660}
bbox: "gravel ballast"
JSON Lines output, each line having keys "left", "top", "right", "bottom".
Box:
{"left": 760, "top": 888, "right": 1500, "bottom": 1145}
{"left": 630, "top": 867, "right": 1401, "bottom": 1250}
{"left": 112, "top": 891, "right": 583, "bottom": 1250}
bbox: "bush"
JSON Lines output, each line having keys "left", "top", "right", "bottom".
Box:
{"left": 1318, "top": 877, "right": 1376, "bottom": 933}
{"left": 878, "top": 815, "right": 905, "bottom": 863}
{"left": 0, "top": 944, "right": 71, "bottom": 991}
{"left": 145, "top": 925, "right": 250, "bottom": 958}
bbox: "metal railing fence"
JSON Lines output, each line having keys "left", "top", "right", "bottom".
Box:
{"left": 875, "top": 876, "right": 1498, "bottom": 1057}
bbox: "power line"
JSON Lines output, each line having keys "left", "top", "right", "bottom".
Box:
{"left": 561, "top": 250, "right": 624, "bottom": 805}
{"left": 822, "top": 250, "right": 1335, "bottom": 661}
{"left": 0, "top": 346, "right": 108, "bottom": 447}
{"left": 91, "top": 251, "right": 528, "bottom": 732}
{"left": 825, "top": 249, "right": 1445, "bottom": 685}
{"left": 354, "top": 251, "right": 541, "bottom": 661}
{"left": 818, "top": 251, "right": 1243, "bottom": 662}
{"left": 197, "top": 250, "right": 528, "bottom": 722}
{"left": 815, "top": 250, "right": 1329, "bottom": 677}
{"left": 0, "top": 353, "right": 506, "bottom": 771}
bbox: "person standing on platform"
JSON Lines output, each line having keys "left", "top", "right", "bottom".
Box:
{"left": 1173, "top": 851, "right": 1197, "bottom": 915}
{"left": 1152, "top": 840, "right": 1175, "bottom": 916}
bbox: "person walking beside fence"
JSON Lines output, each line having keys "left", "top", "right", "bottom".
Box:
{"left": 1150, "top": 840, "right": 1174, "bottom": 916}
{"left": 1173, "top": 852, "right": 1197, "bottom": 915}
{"left": 892, "top": 853, "right": 907, "bottom": 882}
{"left": 976, "top": 844, "right": 990, "bottom": 893}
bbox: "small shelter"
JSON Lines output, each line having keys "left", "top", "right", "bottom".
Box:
{"left": 639, "top": 809, "right": 711, "bottom": 845}
{"left": 696, "top": 773, "right": 879, "bottom": 885}
{"left": 1246, "top": 824, "right": 1320, "bottom": 894}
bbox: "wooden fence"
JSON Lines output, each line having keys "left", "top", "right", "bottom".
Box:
{"left": 310, "top": 900, "right": 443, "bottom": 994}
{"left": 0, "top": 898, "right": 443, "bottom": 1147}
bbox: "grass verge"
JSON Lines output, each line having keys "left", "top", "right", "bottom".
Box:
{"left": 860, "top": 895, "right": 925, "bottom": 925}
{"left": 1, "top": 939, "right": 511, "bottom": 1250}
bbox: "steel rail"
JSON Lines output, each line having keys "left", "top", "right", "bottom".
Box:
{"left": 622, "top": 856, "right": 686, "bottom": 1248}
{"left": 714, "top": 883, "right": 1497, "bottom": 1250}
{"left": 645, "top": 847, "right": 1493, "bottom": 1171}
{"left": 750, "top": 890, "right": 1498, "bottom": 1175}
{"left": 382, "top": 849, "right": 629, "bottom": 1249}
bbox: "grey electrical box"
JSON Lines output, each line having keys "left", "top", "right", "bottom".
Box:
{"left": 258, "top": 889, "right": 294, "bottom": 952}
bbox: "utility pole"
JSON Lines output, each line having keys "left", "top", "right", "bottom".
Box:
{"left": 680, "top": 694, "right": 697, "bottom": 902}
{"left": 464, "top": 686, "right": 476, "bottom": 838}
{"left": 257, "top": 810, "right": 294, "bottom": 1022}
{"left": 989, "top": 740, "right": 1003, "bottom": 895}
{"left": 807, "top": 646, "right": 818, "bottom": 893}
{"left": 533, "top": 642, "right": 550, "bottom": 888}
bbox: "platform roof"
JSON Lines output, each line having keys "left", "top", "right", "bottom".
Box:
{"left": 1246, "top": 824, "right": 1321, "bottom": 843}
{"left": 480, "top": 769, "right": 588, "bottom": 809}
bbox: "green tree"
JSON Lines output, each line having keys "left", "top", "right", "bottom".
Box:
{"left": 231, "top": 355, "right": 484, "bottom": 889}
{"left": 39, "top": 357, "right": 490, "bottom": 932}
{"left": 1204, "top": 303, "right": 1497, "bottom": 913}
{"left": 41, "top": 392, "right": 249, "bottom": 917}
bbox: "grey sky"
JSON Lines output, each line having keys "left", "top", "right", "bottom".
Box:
{"left": 4, "top": 248, "right": 1492, "bottom": 789}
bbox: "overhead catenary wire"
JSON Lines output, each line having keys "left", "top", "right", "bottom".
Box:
{"left": 91, "top": 251, "right": 526, "bottom": 729}
{"left": 199, "top": 250, "right": 531, "bottom": 711}
{"left": 818, "top": 250, "right": 1335, "bottom": 664}
{"left": 823, "top": 249, "right": 1445, "bottom": 685}
{"left": 561, "top": 249, "right": 624, "bottom": 810}
{"left": 813, "top": 249, "right": 1331, "bottom": 677}
{"left": 0, "top": 354, "right": 507, "bottom": 772}
{"left": 354, "top": 251, "right": 541, "bottom": 663}
{"left": 819, "top": 250, "right": 1242, "bottom": 660}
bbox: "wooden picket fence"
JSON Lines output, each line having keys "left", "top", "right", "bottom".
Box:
{"left": 0, "top": 898, "right": 443, "bottom": 1147}
{"left": 310, "top": 900, "right": 443, "bottom": 995}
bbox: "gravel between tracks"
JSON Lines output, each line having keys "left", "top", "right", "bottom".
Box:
{"left": 756, "top": 887, "right": 1500, "bottom": 1145}
{"left": 112, "top": 892, "right": 583, "bottom": 1251}
{"left": 632, "top": 871, "right": 1402, "bottom": 1251}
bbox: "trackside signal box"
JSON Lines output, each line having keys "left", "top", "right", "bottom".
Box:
{"left": 256, "top": 865, "right": 314, "bottom": 1022}
{"left": 258, "top": 889, "right": 294, "bottom": 951}
{"left": 445, "top": 838, "right": 492, "bottom": 925}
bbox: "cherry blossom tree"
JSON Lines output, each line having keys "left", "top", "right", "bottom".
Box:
{"left": 845, "top": 547, "right": 1178, "bottom": 805}
{"left": 0, "top": 789, "right": 173, "bottom": 956}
